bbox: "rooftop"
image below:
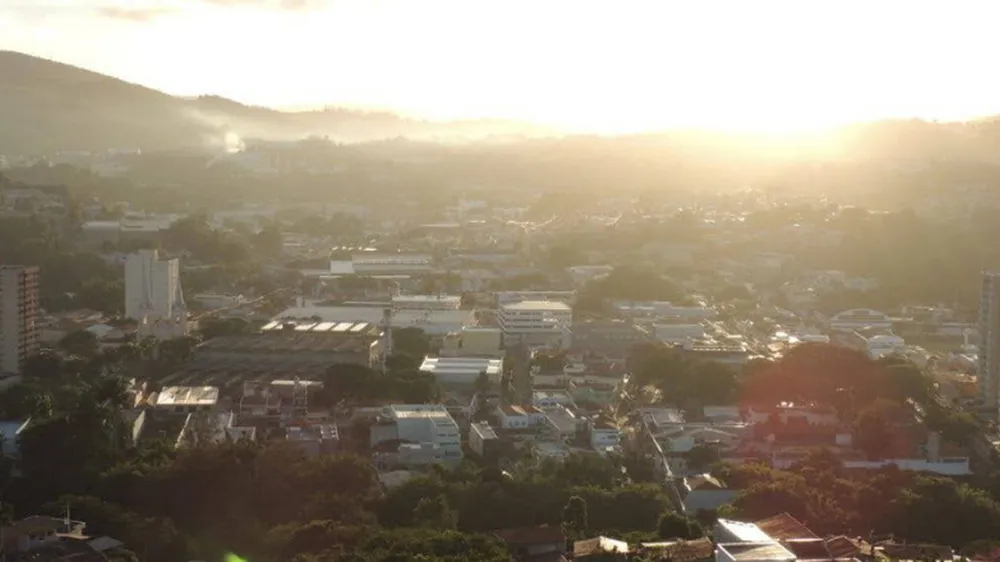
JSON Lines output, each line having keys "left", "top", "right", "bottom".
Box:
{"left": 420, "top": 357, "right": 502, "bottom": 376}
{"left": 471, "top": 422, "right": 498, "bottom": 440}
{"left": 718, "top": 542, "right": 796, "bottom": 562}
{"left": 716, "top": 520, "right": 773, "bottom": 543}
{"left": 275, "top": 306, "right": 473, "bottom": 328}
{"left": 155, "top": 386, "right": 219, "bottom": 407}
{"left": 755, "top": 513, "right": 818, "bottom": 540}
{"left": 502, "top": 300, "right": 572, "bottom": 312}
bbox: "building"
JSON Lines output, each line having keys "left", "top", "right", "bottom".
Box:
{"left": 496, "top": 291, "right": 576, "bottom": 307}
{"left": 613, "top": 301, "right": 715, "bottom": 322}
{"left": 392, "top": 294, "right": 461, "bottom": 310}
{"left": 275, "top": 305, "right": 474, "bottom": 336}
{"left": 589, "top": 417, "right": 621, "bottom": 450}
{"left": 124, "top": 250, "right": 187, "bottom": 340}
{"left": 498, "top": 300, "right": 572, "bottom": 348}
{"left": 469, "top": 421, "right": 500, "bottom": 458}
{"left": 497, "top": 404, "right": 545, "bottom": 429}
{"left": 287, "top": 423, "right": 340, "bottom": 456}
{"left": 370, "top": 404, "right": 462, "bottom": 463}
{"left": 419, "top": 356, "right": 503, "bottom": 385}
{"left": 440, "top": 327, "right": 503, "bottom": 358}
{"left": 981, "top": 272, "right": 1000, "bottom": 409}
{"left": 0, "top": 266, "right": 39, "bottom": 374}
{"left": 150, "top": 386, "right": 219, "bottom": 414}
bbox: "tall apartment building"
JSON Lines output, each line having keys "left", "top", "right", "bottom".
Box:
{"left": 125, "top": 250, "right": 187, "bottom": 340}
{"left": 498, "top": 300, "right": 573, "bottom": 348}
{"left": 980, "top": 272, "right": 1000, "bottom": 411}
{"left": 0, "top": 266, "right": 40, "bottom": 374}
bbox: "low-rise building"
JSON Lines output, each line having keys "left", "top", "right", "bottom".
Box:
{"left": 469, "top": 421, "right": 500, "bottom": 458}
{"left": 497, "top": 404, "right": 545, "bottom": 429}
{"left": 287, "top": 423, "right": 339, "bottom": 456}
{"left": 369, "top": 404, "right": 462, "bottom": 463}
{"left": 419, "top": 356, "right": 503, "bottom": 385}
{"left": 572, "top": 320, "right": 652, "bottom": 359}
{"left": 589, "top": 417, "right": 620, "bottom": 450}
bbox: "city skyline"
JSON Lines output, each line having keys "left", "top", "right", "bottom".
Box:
{"left": 4, "top": 0, "right": 1000, "bottom": 134}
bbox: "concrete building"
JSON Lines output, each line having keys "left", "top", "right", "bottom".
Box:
{"left": 981, "top": 271, "right": 1000, "bottom": 409}
{"left": 440, "top": 327, "right": 503, "bottom": 358}
{"left": 496, "top": 291, "right": 576, "bottom": 307}
{"left": 0, "top": 266, "right": 39, "bottom": 374}
{"left": 287, "top": 424, "right": 340, "bottom": 456}
{"left": 125, "top": 250, "right": 187, "bottom": 340}
{"left": 392, "top": 294, "right": 461, "bottom": 310}
{"left": 370, "top": 404, "right": 462, "bottom": 463}
{"left": 497, "top": 404, "right": 545, "bottom": 429}
{"left": 827, "top": 308, "right": 893, "bottom": 332}
{"left": 469, "top": 421, "right": 500, "bottom": 458}
{"left": 419, "top": 356, "right": 503, "bottom": 385}
{"left": 498, "top": 300, "right": 572, "bottom": 348}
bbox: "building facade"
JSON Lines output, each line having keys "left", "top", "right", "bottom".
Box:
{"left": 0, "top": 266, "right": 39, "bottom": 374}
{"left": 498, "top": 300, "right": 572, "bottom": 348}
{"left": 980, "top": 272, "right": 1000, "bottom": 409}
{"left": 125, "top": 250, "right": 187, "bottom": 340}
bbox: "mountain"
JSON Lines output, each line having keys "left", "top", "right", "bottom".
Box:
{"left": 0, "top": 51, "right": 553, "bottom": 154}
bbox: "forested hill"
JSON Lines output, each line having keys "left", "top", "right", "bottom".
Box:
{"left": 0, "top": 51, "right": 551, "bottom": 154}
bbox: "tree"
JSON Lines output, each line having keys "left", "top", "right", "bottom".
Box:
{"left": 21, "top": 350, "right": 65, "bottom": 380}
{"left": 320, "top": 363, "right": 377, "bottom": 404}
{"left": 685, "top": 445, "right": 721, "bottom": 473}
{"left": 392, "top": 328, "right": 430, "bottom": 358}
{"left": 855, "top": 401, "right": 895, "bottom": 460}
{"left": 59, "top": 329, "right": 100, "bottom": 358}
{"left": 253, "top": 226, "right": 284, "bottom": 256}
{"left": 412, "top": 494, "right": 456, "bottom": 530}
{"left": 562, "top": 495, "right": 588, "bottom": 538}
{"left": 658, "top": 511, "right": 702, "bottom": 539}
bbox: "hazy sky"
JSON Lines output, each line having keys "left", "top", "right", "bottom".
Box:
{"left": 2, "top": 0, "right": 998, "bottom": 133}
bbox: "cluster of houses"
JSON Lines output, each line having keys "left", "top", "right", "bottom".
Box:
{"left": 491, "top": 512, "right": 956, "bottom": 562}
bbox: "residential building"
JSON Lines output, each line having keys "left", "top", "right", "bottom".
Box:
{"left": 589, "top": 417, "right": 620, "bottom": 450}
{"left": 498, "top": 300, "right": 573, "bottom": 348}
{"left": 542, "top": 405, "right": 580, "bottom": 439}
{"left": 419, "top": 356, "right": 503, "bottom": 385}
{"left": 124, "top": 249, "right": 187, "bottom": 340}
{"left": 370, "top": 404, "right": 462, "bottom": 462}
{"left": 715, "top": 541, "right": 796, "bottom": 562}
{"left": 469, "top": 421, "right": 500, "bottom": 458}
{"left": 533, "top": 391, "right": 574, "bottom": 408}
{"left": 981, "top": 271, "right": 1000, "bottom": 409}
{"left": 682, "top": 474, "right": 737, "bottom": 515}
{"left": 0, "top": 266, "right": 39, "bottom": 374}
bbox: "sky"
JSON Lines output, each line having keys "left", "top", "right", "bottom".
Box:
{"left": 2, "top": 0, "right": 1000, "bottom": 134}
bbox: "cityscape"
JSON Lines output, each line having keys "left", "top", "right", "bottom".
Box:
{"left": 5, "top": 2, "right": 1000, "bottom": 561}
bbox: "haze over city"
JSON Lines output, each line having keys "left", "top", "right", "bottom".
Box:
{"left": 5, "top": 0, "right": 1000, "bottom": 133}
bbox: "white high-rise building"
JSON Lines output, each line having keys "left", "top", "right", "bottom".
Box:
{"left": 979, "top": 272, "right": 1000, "bottom": 410}
{"left": 498, "top": 300, "right": 573, "bottom": 348}
{"left": 0, "top": 266, "right": 40, "bottom": 374}
{"left": 125, "top": 250, "right": 187, "bottom": 340}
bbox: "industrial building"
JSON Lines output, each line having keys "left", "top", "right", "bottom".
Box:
{"left": 275, "top": 305, "right": 475, "bottom": 336}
